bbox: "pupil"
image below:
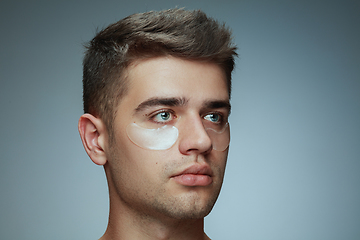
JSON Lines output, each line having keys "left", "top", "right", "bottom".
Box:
{"left": 211, "top": 114, "right": 219, "bottom": 122}
{"left": 160, "top": 112, "right": 169, "bottom": 120}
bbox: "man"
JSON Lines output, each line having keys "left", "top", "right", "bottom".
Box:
{"left": 78, "top": 8, "right": 237, "bottom": 240}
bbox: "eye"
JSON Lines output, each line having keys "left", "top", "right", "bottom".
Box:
{"left": 151, "top": 111, "right": 175, "bottom": 123}
{"left": 204, "top": 113, "right": 222, "bottom": 124}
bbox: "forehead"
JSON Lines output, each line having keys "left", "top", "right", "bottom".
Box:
{"left": 124, "top": 56, "right": 229, "bottom": 104}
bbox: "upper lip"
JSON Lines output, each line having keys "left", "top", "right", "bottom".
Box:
{"left": 172, "top": 164, "right": 213, "bottom": 177}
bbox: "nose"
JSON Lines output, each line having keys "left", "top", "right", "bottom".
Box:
{"left": 178, "top": 116, "right": 212, "bottom": 155}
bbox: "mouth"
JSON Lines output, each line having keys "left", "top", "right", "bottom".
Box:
{"left": 171, "top": 164, "right": 213, "bottom": 187}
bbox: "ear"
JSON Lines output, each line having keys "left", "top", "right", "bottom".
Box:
{"left": 78, "top": 113, "right": 108, "bottom": 165}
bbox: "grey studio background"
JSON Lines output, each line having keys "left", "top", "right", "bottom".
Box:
{"left": 1, "top": 0, "right": 359, "bottom": 239}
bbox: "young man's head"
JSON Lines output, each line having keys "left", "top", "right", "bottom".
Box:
{"left": 82, "top": 8, "right": 236, "bottom": 139}
{"left": 79, "top": 8, "right": 237, "bottom": 239}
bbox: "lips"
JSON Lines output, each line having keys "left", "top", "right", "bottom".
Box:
{"left": 171, "top": 164, "right": 213, "bottom": 186}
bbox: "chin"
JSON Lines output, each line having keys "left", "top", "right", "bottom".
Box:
{"left": 153, "top": 190, "right": 220, "bottom": 220}
{"left": 164, "top": 204, "right": 214, "bottom": 220}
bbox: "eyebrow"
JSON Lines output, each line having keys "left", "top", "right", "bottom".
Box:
{"left": 135, "top": 97, "right": 188, "bottom": 113}
{"left": 203, "top": 100, "right": 231, "bottom": 115}
{"left": 134, "top": 97, "right": 231, "bottom": 115}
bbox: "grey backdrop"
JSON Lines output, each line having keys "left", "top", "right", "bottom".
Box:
{"left": 1, "top": 0, "right": 359, "bottom": 239}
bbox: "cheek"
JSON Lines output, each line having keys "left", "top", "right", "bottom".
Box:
{"left": 110, "top": 132, "right": 171, "bottom": 178}
{"left": 211, "top": 150, "right": 228, "bottom": 176}
{"left": 107, "top": 142, "right": 169, "bottom": 196}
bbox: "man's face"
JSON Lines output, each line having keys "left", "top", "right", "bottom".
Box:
{"left": 105, "top": 56, "right": 230, "bottom": 220}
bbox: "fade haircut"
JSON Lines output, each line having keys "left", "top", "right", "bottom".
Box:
{"left": 82, "top": 8, "right": 237, "bottom": 138}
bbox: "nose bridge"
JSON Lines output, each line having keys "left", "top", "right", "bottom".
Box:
{"left": 183, "top": 113, "right": 207, "bottom": 134}
{"left": 178, "top": 112, "right": 212, "bottom": 154}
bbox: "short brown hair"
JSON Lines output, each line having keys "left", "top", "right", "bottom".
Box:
{"left": 82, "top": 8, "right": 237, "bottom": 135}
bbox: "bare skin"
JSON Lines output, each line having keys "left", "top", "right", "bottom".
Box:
{"left": 79, "top": 57, "right": 229, "bottom": 240}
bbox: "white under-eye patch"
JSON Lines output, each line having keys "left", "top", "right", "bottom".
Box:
{"left": 126, "top": 123, "right": 179, "bottom": 150}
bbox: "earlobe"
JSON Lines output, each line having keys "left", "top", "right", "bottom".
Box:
{"left": 78, "top": 114, "right": 108, "bottom": 166}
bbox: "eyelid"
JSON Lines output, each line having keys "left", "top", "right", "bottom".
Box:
{"left": 147, "top": 109, "right": 177, "bottom": 124}
{"left": 203, "top": 111, "right": 228, "bottom": 124}
{"left": 203, "top": 113, "right": 221, "bottom": 123}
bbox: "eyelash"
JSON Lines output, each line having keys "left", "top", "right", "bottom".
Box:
{"left": 147, "top": 110, "right": 177, "bottom": 124}
{"left": 203, "top": 112, "right": 225, "bottom": 125}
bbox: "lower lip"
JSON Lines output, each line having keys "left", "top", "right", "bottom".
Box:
{"left": 172, "top": 174, "right": 212, "bottom": 186}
